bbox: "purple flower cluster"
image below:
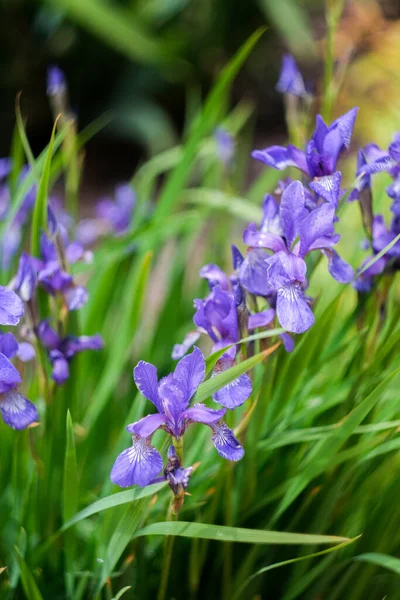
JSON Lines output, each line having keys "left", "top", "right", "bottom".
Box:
{"left": 0, "top": 287, "right": 38, "bottom": 429}
{"left": 349, "top": 135, "right": 400, "bottom": 291}
{"left": 111, "top": 347, "right": 243, "bottom": 489}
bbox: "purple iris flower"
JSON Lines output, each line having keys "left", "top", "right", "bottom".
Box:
{"left": 0, "top": 286, "right": 24, "bottom": 326}
{"left": 0, "top": 332, "right": 38, "bottom": 429}
{"left": 77, "top": 184, "right": 135, "bottom": 245}
{"left": 276, "top": 54, "right": 307, "bottom": 98}
{"left": 110, "top": 347, "right": 244, "bottom": 488}
{"left": 13, "top": 231, "right": 89, "bottom": 312}
{"left": 214, "top": 128, "right": 235, "bottom": 167}
{"left": 239, "top": 181, "right": 353, "bottom": 333}
{"left": 38, "top": 320, "right": 103, "bottom": 384}
{"left": 251, "top": 108, "right": 358, "bottom": 179}
{"left": 47, "top": 66, "right": 67, "bottom": 97}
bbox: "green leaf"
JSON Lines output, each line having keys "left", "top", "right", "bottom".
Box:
{"left": 15, "top": 95, "right": 39, "bottom": 179}
{"left": 195, "top": 343, "right": 280, "bottom": 403}
{"left": 63, "top": 411, "right": 79, "bottom": 524}
{"left": 83, "top": 251, "right": 153, "bottom": 432}
{"left": 63, "top": 410, "right": 79, "bottom": 597}
{"left": 275, "top": 366, "right": 400, "bottom": 519}
{"left": 153, "top": 27, "right": 265, "bottom": 219}
{"left": 44, "top": 0, "right": 178, "bottom": 65}
{"left": 30, "top": 118, "right": 60, "bottom": 257}
{"left": 205, "top": 328, "right": 284, "bottom": 374}
{"left": 134, "top": 521, "right": 350, "bottom": 545}
{"left": 234, "top": 537, "right": 359, "bottom": 600}
{"left": 184, "top": 188, "right": 263, "bottom": 222}
{"left": 355, "top": 552, "right": 400, "bottom": 575}
{"left": 258, "top": 0, "right": 315, "bottom": 58}
{"left": 15, "top": 548, "right": 44, "bottom": 600}
{"left": 113, "top": 586, "right": 133, "bottom": 600}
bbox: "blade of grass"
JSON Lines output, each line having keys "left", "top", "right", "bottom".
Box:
{"left": 82, "top": 251, "right": 153, "bottom": 432}
{"left": 15, "top": 547, "right": 44, "bottom": 600}
{"left": 195, "top": 342, "right": 280, "bottom": 403}
{"left": 63, "top": 411, "right": 79, "bottom": 597}
{"left": 134, "top": 521, "right": 350, "bottom": 544}
{"left": 355, "top": 552, "right": 400, "bottom": 575}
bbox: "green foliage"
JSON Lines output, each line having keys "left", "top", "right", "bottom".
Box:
{"left": 2, "top": 23, "right": 400, "bottom": 600}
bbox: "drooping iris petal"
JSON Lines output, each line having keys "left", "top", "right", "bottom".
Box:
{"left": 182, "top": 403, "right": 226, "bottom": 425}
{"left": 0, "top": 332, "right": 18, "bottom": 359}
{"left": 14, "top": 253, "right": 37, "bottom": 302}
{"left": 50, "top": 350, "right": 70, "bottom": 384}
{"left": 133, "top": 361, "right": 162, "bottom": 411}
{"left": 38, "top": 320, "right": 61, "bottom": 350}
{"left": 266, "top": 251, "right": 307, "bottom": 290}
{"left": 251, "top": 146, "right": 296, "bottom": 170}
{"left": 299, "top": 203, "right": 335, "bottom": 256}
{"left": 126, "top": 413, "right": 167, "bottom": 437}
{"left": 280, "top": 180, "right": 308, "bottom": 248}
{"left": 63, "top": 334, "right": 103, "bottom": 357}
{"left": 248, "top": 308, "right": 275, "bottom": 329}
{"left": 0, "top": 353, "right": 21, "bottom": 393}
{"left": 0, "top": 286, "right": 24, "bottom": 326}
{"left": 276, "top": 285, "right": 314, "bottom": 334}
{"left": 173, "top": 346, "right": 205, "bottom": 405}
{"left": 171, "top": 331, "right": 200, "bottom": 360}
{"left": 280, "top": 332, "right": 294, "bottom": 352}
{"left": 239, "top": 249, "right": 272, "bottom": 296}
{"left": 199, "top": 264, "right": 230, "bottom": 290}
{"left": 212, "top": 370, "right": 252, "bottom": 409}
{"left": 110, "top": 437, "right": 163, "bottom": 488}
{"left": 276, "top": 53, "right": 307, "bottom": 97}
{"left": 0, "top": 390, "right": 39, "bottom": 430}
{"left": 309, "top": 171, "right": 342, "bottom": 207}
{"left": 323, "top": 249, "right": 354, "bottom": 284}
{"left": 211, "top": 421, "right": 244, "bottom": 461}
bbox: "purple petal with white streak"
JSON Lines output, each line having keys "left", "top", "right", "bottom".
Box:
{"left": 110, "top": 438, "right": 163, "bottom": 488}
{"left": 211, "top": 421, "right": 244, "bottom": 461}
{"left": 0, "top": 390, "right": 39, "bottom": 430}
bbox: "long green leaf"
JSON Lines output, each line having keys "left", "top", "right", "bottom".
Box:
{"left": 234, "top": 537, "right": 359, "bottom": 600}
{"left": 134, "top": 521, "right": 350, "bottom": 544}
{"left": 195, "top": 343, "right": 280, "bottom": 403}
{"left": 184, "top": 188, "right": 263, "bottom": 222}
{"left": 15, "top": 548, "right": 44, "bottom": 600}
{"left": 63, "top": 411, "right": 79, "bottom": 597}
{"left": 153, "top": 28, "right": 265, "bottom": 219}
{"left": 30, "top": 118, "right": 59, "bottom": 257}
{"left": 355, "top": 552, "right": 400, "bottom": 575}
{"left": 83, "top": 251, "right": 153, "bottom": 432}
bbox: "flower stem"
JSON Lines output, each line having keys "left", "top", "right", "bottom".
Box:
{"left": 157, "top": 509, "right": 177, "bottom": 600}
{"left": 322, "top": 0, "right": 345, "bottom": 122}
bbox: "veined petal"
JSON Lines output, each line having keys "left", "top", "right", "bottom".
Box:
{"left": 0, "top": 352, "right": 21, "bottom": 393}
{"left": 276, "top": 284, "right": 314, "bottom": 334}
{"left": 309, "top": 171, "right": 342, "bottom": 207}
{"left": 0, "top": 286, "right": 24, "bottom": 326}
{"left": 211, "top": 421, "right": 244, "bottom": 461}
{"left": 110, "top": 438, "right": 163, "bottom": 488}
{"left": 127, "top": 413, "right": 166, "bottom": 437}
{"left": 0, "top": 390, "right": 39, "bottom": 430}
{"left": 133, "top": 360, "right": 162, "bottom": 411}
